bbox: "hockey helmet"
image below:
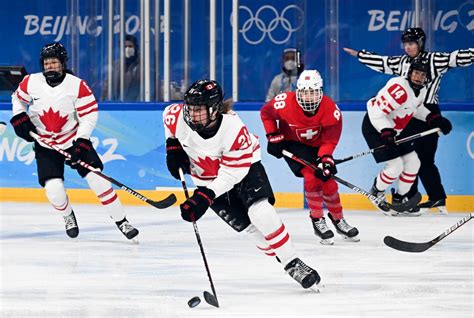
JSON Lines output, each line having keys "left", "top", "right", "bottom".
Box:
{"left": 40, "top": 42, "right": 68, "bottom": 71}
{"left": 183, "top": 79, "right": 224, "bottom": 132}
{"left": 407, "top": 58, "right": 430, "bottom": 90}
{"left": 401, "top": 28, "right": 426, "bottom": 52}
{"left": 296, "top": 70, "right": 323, "bottom": 112}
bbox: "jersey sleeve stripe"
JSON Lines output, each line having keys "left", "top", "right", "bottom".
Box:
{"left": 77, "top": 107, "right": 98, "bottom": 118}
{"left": 221, "top": 152, "right": 253, "bottom": 161}
{"left": 16, "top": 91, "right": 30, "bottom": 103}
{"left": 76, "top": 100, "right": 98, "bottom": 112}
{"left": 220, "top": 162, "right": 252, "bottom": 168}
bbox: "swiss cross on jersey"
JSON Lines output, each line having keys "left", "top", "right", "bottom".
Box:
{"left": 296, "top": 125, "right": 321, "bottom": 141}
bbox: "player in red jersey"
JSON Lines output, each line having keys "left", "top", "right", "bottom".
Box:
{"left": 261, "top": 70, "right": 359, "bottom": 245}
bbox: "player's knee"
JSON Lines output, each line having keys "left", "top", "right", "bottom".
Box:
{"left": 248, "top": 199, "right": 281, "bottom": 230}
{"left": 384, "top": 157, "right": 404, "bottom": 177}
{"left": 322, "top": 178, "right": 338, "bottom": 194}
{"left": 44, "top": 178, "right": 67, "bottom": 205}
{"left": 402, "top": 151, "right": 421, "bottom": 173}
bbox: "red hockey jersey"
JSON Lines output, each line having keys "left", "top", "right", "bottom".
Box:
{"left": 260, "top": 92, "right": 342, "bottom": 157}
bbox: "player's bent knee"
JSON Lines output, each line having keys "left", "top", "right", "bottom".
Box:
{"left": 248, "top": 199, "right": 281, "bottom": 231}
{"left": 44, "top": 178, "right": 67, "bottom": 205}
{"left": 384, "top": 157, "right": 404, "bottom": 177}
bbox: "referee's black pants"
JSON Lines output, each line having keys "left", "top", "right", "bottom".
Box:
{"left": 405, "top": 106, "right": 446, "bottom": 201}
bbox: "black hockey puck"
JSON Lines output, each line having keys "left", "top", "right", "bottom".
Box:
{"left": 188, "top": 296, "right": 201, "bottom": 308}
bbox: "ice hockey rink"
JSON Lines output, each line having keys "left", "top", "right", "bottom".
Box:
{"left": 0, "top": 202, "right": 472, "bottom": 317}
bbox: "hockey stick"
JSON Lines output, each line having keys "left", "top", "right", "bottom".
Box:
{"left": 178, "top": 168, "right": 219, "bottom": 308}
{"left": 282, "top": 150, "right": 420, "bottom": 212}
{"left": 30, "top": 132, "right": 176, "bottom": 209}
{"left": 334, "top": 128, "right": 441, "bottom": 165}
{"left": 384, "top": 213, "right": 473, "bottom": 253}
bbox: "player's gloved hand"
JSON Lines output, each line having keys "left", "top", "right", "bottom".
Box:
{"left": 315, "top": 155, "right": 337, "bottom": 182}
{"left": 166, "top": 138, "right": 190, "bottom": 180}
{"left": 426, "top": 113, "right": 452, "bottom": 135}
{"left": 266, "top": 132, "right": 285, "bottom": 159}
{"left": 67, "top": 138, "right": 94, "bottom": 168}
{"left": 380, "top": 128, "right": 397, "bottom": 148}
{"left": 180, "top": 187, "right": 216, "bottom": 222}
{"left": 10, "top": 112, "right": 37, "bottom": 142}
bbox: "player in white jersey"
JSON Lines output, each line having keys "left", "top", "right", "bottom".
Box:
{"left": 163, "top": 79, "right": 320, "bottom": 289}
{"left": 362, "top": 58, "right": 452, "bottom": 215}
{"left": 10, "top": 42, "right": 138, "bottom": 240}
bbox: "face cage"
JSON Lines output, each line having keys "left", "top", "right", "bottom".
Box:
{"left": 296, "top": 88, "right": 323, "bottom": 112}
{"left": 408, "top": 70, "right": 429, "bottom": 90}
{"left": 183, "top": 104, "right": 214, "bottom": 132}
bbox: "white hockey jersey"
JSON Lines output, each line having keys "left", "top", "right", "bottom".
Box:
{"left": 366, "top": 76, "right": 431, "bottom": 134}
{"left": 163, "top": 103, "right": 261, "bottom": 198}
{"left": 12, "top": 72, "right": 99, "bottom": 149}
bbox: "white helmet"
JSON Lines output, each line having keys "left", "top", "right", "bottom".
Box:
{"left": 296, "top": 70, "right": 323, "bottom": 112}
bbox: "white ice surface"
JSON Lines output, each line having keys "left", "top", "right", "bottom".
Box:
{"left": 0, "top": 202, "right": 472, "bottom": 318}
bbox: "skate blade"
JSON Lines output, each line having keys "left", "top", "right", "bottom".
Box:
{"left": 390, "top": 210, "right": 423, "bottom": 217}
{"left": 341, "top": 235, "right": 360, "bottom": 242}
{"left": 320, "top": 238, "right": 334, "bottom": 245}
{"left": 131, "top": 238, "right": 139, "bottom": 244}
{"left": 309, "top": 282, "right": 324, "bottom": 293}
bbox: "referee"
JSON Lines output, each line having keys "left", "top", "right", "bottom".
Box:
{"left": 344, "top": 28, "right": 473, "bottom": 214}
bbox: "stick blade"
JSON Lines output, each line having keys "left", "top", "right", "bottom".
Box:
{"left": 383, "top": 236, "right": 432, "bottom": 253}
{"left": 149, "top": 193, "right": 177, "bottom": 209}
{"left": 203, "top": 291, "right": 219, "bottom": 307}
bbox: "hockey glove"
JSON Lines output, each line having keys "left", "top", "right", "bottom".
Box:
{"left": 426, "top": 113, "right": 452, "bottom": 135}
{"left": 266, "top": 133, "right": 285, "bottom": 159}
{"left": 67, "top": 138, "right": 94, "bottom": 168}
{"left": 315, "top": 155, "right": 337, "bottom": 182}
{"left": 380, "top": 128, "right": 397, "bottom": 148}
{"left": 10, "top": 112, "right": 37, "bottom": 142}
{"left": 166, "top": 138, "right": 190, "bottom": 180}
{"left": 180, "top": 187, "right": 216, "bottom": 222}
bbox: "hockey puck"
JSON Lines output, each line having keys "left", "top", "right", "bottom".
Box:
{"left": 187, "top": 296, "right": 201, "bottom": 308}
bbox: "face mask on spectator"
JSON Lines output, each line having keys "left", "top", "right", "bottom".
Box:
{"left": 284, "top": 60, "right": 297, "bottom": 71}
{"left": 125, "top": 47, "right": 135, "bottom": 59}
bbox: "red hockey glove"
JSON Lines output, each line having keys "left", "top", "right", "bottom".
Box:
{"left": 426, "top": 113, "right": 452, "bottom": 135}
{"left": 315, "top": 155, "right": 337, "bottom": 182}
{"left": 180, "top": 187, "right": 216, "bottom": 222}
{"left": 10, "top": 112, "right": 37, "bottom": 142}
{"left": 166, "top": 138, "right": 190, "bottom": 180}
{"left": 380, "top": 128, "right": 396, "bottom": 148}
{"left": 266, "top": 133, "right": 285, "bottom": 159}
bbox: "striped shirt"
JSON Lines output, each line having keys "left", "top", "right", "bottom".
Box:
{"left": 357, "top": 48, "right": 473, "bottom": 104}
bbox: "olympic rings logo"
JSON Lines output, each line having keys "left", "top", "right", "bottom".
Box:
{"left": 230, "top": 5, "right": 304, "bottom": 45}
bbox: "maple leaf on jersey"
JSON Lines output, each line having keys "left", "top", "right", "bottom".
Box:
{"left": 192, "top": 156, "right": 221, "bottom": 177}
{"left": 39, "top": 108, "right": 68, "bottom": 133}
{"left": 393, "top": 114, "right": 413, "bottom": 130}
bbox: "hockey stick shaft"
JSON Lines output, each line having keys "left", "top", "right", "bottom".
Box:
{"left": 178, "top": 169, "right": 219, "bottom": 307}
{"left": 334, "top": 128, "right": 441, "bottom": 165}
{"left": 282, "top": 150, "right": 404, "bottom": 210}
{"left": 30, "top": 132, "right": 176, "bottom": 209}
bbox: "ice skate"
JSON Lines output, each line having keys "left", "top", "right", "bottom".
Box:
{"left": 390, "top": 190, "right": 423, "bottom": 216}
{"left": 369, "top": 179, "right": 391, "bottom": 215}
{"left": 63, "top": 211, "right": 79, "bottom": 238}
{"left": 116, "top": 218, "right": 139, "bottom": 240}
{"left": 418, "top": 199, "right": 448, "bottom": 214}
{"left": 327, "top": 213, "right": 360, "bottom": 242}
{"left": 284, "top": 258, "right": 321, "bottom": 289}
{"left": 311, "top": 216, "right": 334, "bottom": 245}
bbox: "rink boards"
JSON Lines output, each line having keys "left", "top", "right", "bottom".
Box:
{"left": 0, "top": 104, "right": 473, "bottom": 211}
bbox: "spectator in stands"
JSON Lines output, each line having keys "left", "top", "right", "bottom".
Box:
{"left": 102, "top": 34, "right": 140, "bottom": 101}
{"left": 266, "top": 48, "right": 305, "bottom": 102}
